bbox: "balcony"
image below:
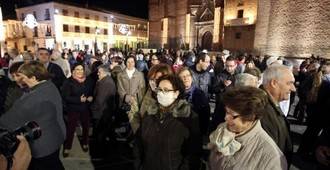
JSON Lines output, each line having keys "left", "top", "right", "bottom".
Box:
{"left": 225, "top": 17, "right": 253, "bottom": 26}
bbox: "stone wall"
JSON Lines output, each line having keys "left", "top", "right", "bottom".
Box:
{"left": 224, "top": 25, "right": 255, "bottom": 52}
{"left": 254, "top": 0, "right": 330, "bottom": 58}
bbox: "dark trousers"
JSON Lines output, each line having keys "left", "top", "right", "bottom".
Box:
{"left": 28, "top": 150, "right": 64, "bottom": 170}
{"left": 64, "top": 111, "right": 90, "bottom": 149}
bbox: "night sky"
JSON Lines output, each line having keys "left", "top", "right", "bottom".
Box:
{"left": 1, "top": 0, "right": 149, "bottom": 19}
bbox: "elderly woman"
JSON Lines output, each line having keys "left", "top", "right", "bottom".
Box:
{"left": 0, "top": 61, "right": 66, "bottom": 169}
{"left": 135, "top": 74, "right": 202, "bottom": 170}
{"left": 61, "top": 63, "right": 94, "bottom": 157}
{"left": 178, "top": 67, "right": 210, "bottom": 135}
{"left": 117, "top": 55, "right": 146, "bottom": 131}
{"left": 208, "top": 86, "right": 287, "bottom": 170}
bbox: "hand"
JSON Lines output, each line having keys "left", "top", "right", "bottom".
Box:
{"left": 224, "top": 80, "right": 232, "bottom": 87}
{"left": 87, "top": 96, "right": 93, "bottom": 102}
{"left": 80, "top": 95, "right": 87, "bottom": 102}
{"left": 207, "top": 143, "right": 224, "bottom": 170}
{"left": 315, "top": 146, "right": 330, "bottom": 166}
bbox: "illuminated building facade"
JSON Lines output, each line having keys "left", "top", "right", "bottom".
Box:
{"left": 3, "top": 1, "right": 148, "bottom": 53}
{"left": 149, "top": 0, "right": 257, "bottom": 52}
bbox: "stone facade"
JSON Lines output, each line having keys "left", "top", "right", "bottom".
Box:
{"left": 254, "top": 0, "right": 330, "bottom": 58}
{"left": 149, "top": 0, "right": 258, "bottom": 52}
{"left": 149, "top": 0, "right": 225, "bottom": 50}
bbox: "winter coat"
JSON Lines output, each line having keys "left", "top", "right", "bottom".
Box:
{"left": 260, "top": 87, "right": 293, "bottom": 164}
{"left": 190, "top": 65, "right": 211, "bottom": 95}
{"left": 0, "top": 81, "right": 66, "bottom": 158}
{"left": 47, "top": 62, "right": 66, "bottom": 90}
{"left": 185, "top": 85, "right": 210, "bottom": 135}
{"left": 135, "top": 100, "right": 202, "bottom": 170}
{"left": 117, "top": 69, "right": 146, "bottom": 106}
{"left": 61, "top": 77, "right": 94, "bottom": 113}
{"left": 209, "top": 121, "right": 287, "bottom": 170}
{"left": 91, "top": 75, "right": 117, "bottom": 119}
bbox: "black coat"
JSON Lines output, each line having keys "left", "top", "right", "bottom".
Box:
{"left": 260, "top": 87, "right": 293, "bottom": 164}
{"left": 135, "top": 100, "right": 202, "bottom": 170}
{"left": 48, "top": 62, "right": 66, "bottom": 90}
{"left": 61, "top": 77, "right": 94, "bottom": 113}
{"left": 0, "top": 81, "right": 66, "bottom": 158}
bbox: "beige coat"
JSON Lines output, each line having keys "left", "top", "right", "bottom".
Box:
{"left": 117, "top": 69, "right": 146, "bottom": 105}
{"left": 209, "top": 121, "right": 287, "bottom": 170}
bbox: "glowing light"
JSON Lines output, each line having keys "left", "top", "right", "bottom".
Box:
{"left": 185, "top": 14, "right": 190, "bottom": 44}
{"left": 161, "top": 18, "right": 168, "bottom": 47}
{"left": 213, "top": 7, "right": 221, "bottom": 43}
{"left": 23, "top": 14, "right": 38, "bottom": 29}
{"left": 119, "top": 24, "right": 129, "bottom": 35}
{"left": 54, "top": 9, "right": 59, "bottom": 14}
{"left": 0, "top": 7, "right": 4, "bottom": 41}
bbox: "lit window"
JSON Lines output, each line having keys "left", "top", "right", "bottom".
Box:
{"left": 63, "top": 24, "right": 69, "bottom": 32}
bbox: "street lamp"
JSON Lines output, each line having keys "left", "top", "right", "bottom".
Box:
{"left": 94, "top": 27, "right": 100, "bottom": 55}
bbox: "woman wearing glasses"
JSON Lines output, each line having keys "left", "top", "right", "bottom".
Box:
{"left": 135, "top": 74, "right": 202, "bottom": 170}
{"left": 208, "top": 86, "right": 287, "bottom": 170}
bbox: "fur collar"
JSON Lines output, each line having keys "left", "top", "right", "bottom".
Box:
{"left": 147, "top": 99, "right": 191, "bottom": 118}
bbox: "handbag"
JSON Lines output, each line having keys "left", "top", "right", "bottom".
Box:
{"left": 120, "top": 94, "right": 131, "bottom": 113}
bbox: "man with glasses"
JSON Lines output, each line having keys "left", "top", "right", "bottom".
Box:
{"left": 37, "top": 48, "right": 66, "bottom": 90}
{"left": 210, "top": 56, "right": 238, "bottom": 131}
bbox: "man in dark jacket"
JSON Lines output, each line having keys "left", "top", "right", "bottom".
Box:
{"left": 210, "top": 56, "right": 238, "bottom": 131}
{"left": 37, "top": 48, "right": 66, "bottom": 90}
{"left": 190, "top": 52, "right": 211, "bottom": 95}
{"left": 261, "top": 65, "right": 296, "bottom": 164}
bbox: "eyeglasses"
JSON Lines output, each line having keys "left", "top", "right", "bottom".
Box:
{"left": 155, "top": 87, "right": 176, "bottom": 94}
{"left": 225, "top": 109, "right": 241, "bottom": 119}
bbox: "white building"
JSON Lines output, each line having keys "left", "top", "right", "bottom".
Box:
{"left": 3, "top": 1, "right": 148, "bottom": 53}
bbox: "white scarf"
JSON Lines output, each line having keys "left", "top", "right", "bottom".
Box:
{"left": 126, "top": 68, "right": 136, "bottom": 79}
{"left": 209, "top": 124, "right": 241, "bottom": 156}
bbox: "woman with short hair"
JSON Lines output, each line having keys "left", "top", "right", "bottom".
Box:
{"left": 208, "top": 86, "right": 287, "bottom": 170}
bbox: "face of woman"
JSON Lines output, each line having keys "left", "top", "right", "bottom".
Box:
{"left": 73, "top": 65, "right": 85, "bottom": 78}
{"left": 224, "top": 106, "right": 254, "bottom": 134}
{"left": 151, "top": 56, "right": 160, "bottom": 66}
{"left": 246, "top": 62, "right": 255, "bottom": 69}
{"left": 178, "top": 70, "right": 192, "bottom": 90}
{"left": 126, "top": 58, "right": 135, "bottom": 70}
{"left": 15, "top": 73, "right": 37, "bottom": 88}
{"left": 157, "top": 80, "right": 179, "bottom": 107}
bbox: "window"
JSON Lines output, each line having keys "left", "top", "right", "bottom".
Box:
{"left": 235, "top": 32, "right": 241, "bottom": 39}
{"left": 74, "top": 11, "right": 79, "bottom": 18}
{"left": 74, "top": 25, "right": 80, "bottom": 32}
{"left": 33, "top": 11, "right": 37, "bottom": 19}
{"left": 34, "top": 27, "right": 38, "bottom": 37}
{"left": 95, "top": 15, "right": 99, "bottom": 21}
{"left": 85, "top": 14, "right": 89, "bottom": 19}
{"left": 104, "top": 16, "right": 108, "bottom": 22}
{"left": 237, "top": 10, "right": 244, "bottom": 18}
{"left": 85, "top": 27, "right": 90, "bottom": 33}
{"left": 161, "top": 21, "right": 163, "bottom": 31}
{"left": 45, "top": 9, "right": 50, "bottom": 20}
{"left": 104, "top": 29, "right": 108, "bottom": 35}
{"left": 62, "top": 9, "right": 68, "bottom": 16}
{"left": 63, "top": 24, "right": 69, "bottom": 32}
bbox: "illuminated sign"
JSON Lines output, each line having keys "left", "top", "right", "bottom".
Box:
{"left": 118, "top": 24, "right": 129, "bottom": 35}
{"left": 23, "top": 14, "right": 38, "bottom": 29}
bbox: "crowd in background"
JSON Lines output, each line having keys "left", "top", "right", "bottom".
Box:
{"left": 0, "top": 47, "right": 329, "bottom": 170}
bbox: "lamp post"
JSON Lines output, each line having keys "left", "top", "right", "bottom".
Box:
{"left": 94, "top": 27, "right": 100, "bottom": 55}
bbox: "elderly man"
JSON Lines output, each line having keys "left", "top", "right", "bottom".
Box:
{"left": 261, "top": 65, "right": 296, "bottom": 164}
{"left": 37, "top": 48, "right": 66, "bottom": 89}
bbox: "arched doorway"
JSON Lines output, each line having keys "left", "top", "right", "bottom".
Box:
{"left": 202, "top": 31, "right": 213, "bottom": 51}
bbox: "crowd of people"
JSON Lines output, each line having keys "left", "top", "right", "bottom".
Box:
{"left": 0, "top": 47, "right": 329, "bottom": 170}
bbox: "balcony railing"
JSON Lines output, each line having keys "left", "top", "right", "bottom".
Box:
{"left": 225, "top": 17, "right": 251, "bottom": 26}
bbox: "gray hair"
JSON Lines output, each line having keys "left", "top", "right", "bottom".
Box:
{"left": 262, "top": 65, "right": 291, "bottom": 85}
{"left": 235, "top": 73, "right": 258, "bottom": 87}
{"left": 98, "top": 65, "right": 111, "bottom": 76}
